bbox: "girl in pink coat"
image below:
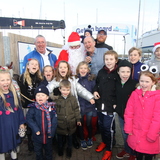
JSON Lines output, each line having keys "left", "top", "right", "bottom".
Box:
{"left": 124, "top": 71, "right": 160, "bottom": 160}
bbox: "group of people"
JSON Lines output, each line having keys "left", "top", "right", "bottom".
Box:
{"left": 0, "top": 25, "right": 160, "bottom": 160}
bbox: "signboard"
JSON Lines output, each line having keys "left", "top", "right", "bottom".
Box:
{"left": 0, "top": 17, "right": 65, "bottom": 29}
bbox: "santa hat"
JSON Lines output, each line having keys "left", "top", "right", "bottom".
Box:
{"left": 68, "top": 32, "right": 80, "bottom": 46}
{"left": 152, "top": 42, "right": 160, "bottom": 53}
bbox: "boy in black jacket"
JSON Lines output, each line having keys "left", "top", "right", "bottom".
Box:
{"left": 115, "top": 60, "right": 137, "bottom": 160}
{"left": 93, "top": 50, "right": 118, "bottom": 160}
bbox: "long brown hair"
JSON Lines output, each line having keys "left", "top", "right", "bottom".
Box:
{"left": 55, "top": 61, "right": 72, "bottom": 81}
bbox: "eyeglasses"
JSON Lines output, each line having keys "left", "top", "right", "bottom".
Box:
{"left": 98, "top": 33, "right": 106, "bottom": 36}
{"left": 69, "top": 45, "right": 80, "bottom": 49}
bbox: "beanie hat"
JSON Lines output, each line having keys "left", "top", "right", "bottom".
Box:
{"left": 98, "top": 29, "right": 107, "bottom": 35}
{"left": 34, "top": 85, "right": 49, "bottom": 96}
{"left": 68, "top": 32, "right": 81, "bottom": 46}
{"left": 84, "top": 25, "right": 92, "bottom": 36}
{"left": 152, "top": 42, "right": 160, "bottom": 53}
{"left": 117, "top": 59, "right": 132, "bottom": 70}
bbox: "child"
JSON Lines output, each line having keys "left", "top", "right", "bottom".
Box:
{"left": 124, "top": 71, "right": 160, "bottom": 160}
{"left": 40, "top": 65, "right": 55, "bottom": 86}
{"left": 47, "top": 61, "right": 95, "bottom": 149}
{"left": 0, "top": 69, "right": 25, "bottom": 160}
{"left": 55, "top": 79, "right": 81, "bottom": 158}
{"left": 147, "top": 42, "right": 160, "bottom": 77}
{"left": 93, "top": 50, "right": 118, "bottom": 160}
{"left": 81, "top": 25, "right": 92, "bottom": 43}
{"left": 26, "top": 85, "right": 57, "bottom": 160}
{"left": 18, "top": 58, "right": 42, "bottom": 151}
{"left": 76, "top": 61, "right": 97, "bottom": 150}
{"left": 128, "top": 47, "right": 143, "bottom": 82}
{"left": 115, "top": 60, "right": 137, "bottom": 160}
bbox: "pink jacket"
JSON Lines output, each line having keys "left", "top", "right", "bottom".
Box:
{"left": 124, "top": 88, "right": 160, "bottom": 154}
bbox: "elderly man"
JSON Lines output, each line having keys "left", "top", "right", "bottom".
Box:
{"left": 95, "top": 29, "right": 113, "bottom": 50}
{"left": 55, "top": 32, "right": 86, "bottom": 75}
{"left": 84, "top": 36, "right": 109, "bottom": 75}
{"left": 22, "top": 35, "right": 57, "bottom": 73}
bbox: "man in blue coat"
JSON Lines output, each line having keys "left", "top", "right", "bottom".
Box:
{"left": 22, "top": 35, "right": 57, "bottom": 73}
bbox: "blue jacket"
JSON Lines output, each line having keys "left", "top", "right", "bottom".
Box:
{"left": 26, "top": 102, "right": 57, "bottom": 144}
{"left": 132, "top": 61, "right": 143, "bottom": 82}
{"left": 22, "top": 48, "right": 57, "bottom": 73}
{"left": 77, "top": 74, "right": 96, "bottom": 116}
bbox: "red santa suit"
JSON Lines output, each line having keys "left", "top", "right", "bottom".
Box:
{"left": 55, "top": 32, "right": 86, "bottom": 75}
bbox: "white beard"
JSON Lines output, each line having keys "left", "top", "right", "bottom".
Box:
{"left": 68, "top": 44, "right": 86, "bottom": 75}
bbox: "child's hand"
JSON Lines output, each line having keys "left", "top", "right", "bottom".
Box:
{"left": 77, "top": 122, "right": 81, "bottom": 126}
{"left": 94, "top": 92, "right": 100, "bottom": 99}
{"left": 128, "top": 133, "right": 132, "bottom": 135}
{"left": 90, "top": 99, "right": 95, "bottom": 104}
{"left": 36, "top": 131, "right": 40, "bottom": 135}
{"left": 113, "top": 105, "right": 116, "bottom": 109}
{"left": 48, "top": 136, "right": 51, "bottom": 138}
{"left": 19, "top": 124, "right": 25, "bottom": 129}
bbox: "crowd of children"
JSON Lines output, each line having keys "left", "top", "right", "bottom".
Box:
{"left": 1, "top": 40, "right": 160, "bottom": 160}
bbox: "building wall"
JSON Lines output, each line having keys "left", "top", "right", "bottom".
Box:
{"left": 0, "top": 32, "right": 62, "bottom": 74}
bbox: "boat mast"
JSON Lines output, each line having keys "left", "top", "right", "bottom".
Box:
{"left": 136, "top": 0, "right": 141, "bottom": 47}
{"left": 158, "top": 0, "right": 160, "bottom": 30}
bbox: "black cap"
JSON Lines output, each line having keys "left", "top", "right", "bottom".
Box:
{"left": 98, "top": 29, "right": 107, "bottom": 35}
{"left": 34, "top": 85, "right": 49, "bottom": 96}
{"left": 117, "top": 59, "right": 132, "bottom": 70}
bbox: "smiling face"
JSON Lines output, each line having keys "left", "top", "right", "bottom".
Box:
{"left": 139, "top": 74, "right": 155, "bottom": 92}
{"left": 58, "top": 62, "right": 68, "bottom": 78}
{"left": 43, "top": 66, "right": 54, "bottom": 82}
{"left": 78, "top": 64, "right": 89, "bottom": 77}
{"left": 27, "top": 59, "right": 39, "bottom": 74}
{"left": 35, "top": 36, "right": 46, "bottom": 54}
{"left": 104, "top": 54, "right": 117, "bottom": 71}
{"left": 118, "top": 66, "right": 131, "bottom": 83}
{"left": 129, "top": 50, "right": 141, "bottom": 64}
{"left": 83, "top": 36, "right": 95, "bottom": 54}
{"left": 0, "top": 73, "right": 11, "bottom": 94}
{"left": 59, "top": 86, "right": 71, "bottom": 97}
{"left": 154, "top": 47, "right": 160, "bottom": 60}
{"left": 35, "top": 92, "right": 49, "bottom": 105}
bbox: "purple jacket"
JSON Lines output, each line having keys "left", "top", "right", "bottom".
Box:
{"left": 124, "top": 88, "right": 160, "bottom": 154}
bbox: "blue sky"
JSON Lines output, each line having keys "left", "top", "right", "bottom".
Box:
{"left": 0, "top": 0, "right": 159, "bottom": 45}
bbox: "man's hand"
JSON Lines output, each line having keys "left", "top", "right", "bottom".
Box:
{"left": 85, "top": 56, "right": 92, "bottom": 63}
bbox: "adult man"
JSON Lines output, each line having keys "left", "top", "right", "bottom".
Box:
{"left": 84, "top": 36, "right": 109, "bottom": 75}
{"left": 95, "top": 29, "right": 113, "bottom": 50}
{"left": 55, "top": 32, "right": 86, "bottom": 75}
{"left": 22, "top": 35, "right": 57, "bottom": 73}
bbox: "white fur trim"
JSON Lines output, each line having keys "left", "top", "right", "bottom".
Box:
{"left": 152, "top": 44, "right": 160, "bottom": 53}
{"left": 68, "top": 41, "right": 80, "bottom": 46}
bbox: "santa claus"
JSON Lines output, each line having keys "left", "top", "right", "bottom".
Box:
{"left": 55, "top": 32, "right": 86, "bottom": 75}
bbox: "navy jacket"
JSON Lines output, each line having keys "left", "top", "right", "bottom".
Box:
{"left": 26, "top": 102, "right": 57, "bottom": 144}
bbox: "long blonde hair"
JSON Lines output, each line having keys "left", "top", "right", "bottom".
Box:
{"left": 0, "top": 70, "right": 20, "bottom": 112}
{"left": 23, "top": 58, "right": 42, "bottom": 86}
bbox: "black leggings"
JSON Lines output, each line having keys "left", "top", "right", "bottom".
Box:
{"left": 136, "top": 151, "right": 155, "bottom": 160}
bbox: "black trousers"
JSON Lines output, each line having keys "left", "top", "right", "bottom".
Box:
{"left": 33, "top": 140, "right": 53, "bottom": 160}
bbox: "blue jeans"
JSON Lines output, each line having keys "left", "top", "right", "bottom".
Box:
{"left": 118, "top": 116, "right": 135, "bottom": 155}
{"left": 97, "top": 112, "right": 115, "bottom": 151}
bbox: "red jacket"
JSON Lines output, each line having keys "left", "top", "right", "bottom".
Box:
{"left": 124, "top": 88, "right": 160, "bottom": 154}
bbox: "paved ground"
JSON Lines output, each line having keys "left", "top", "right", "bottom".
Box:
{"left": 5, "top": 114, "right": 160, "bottom": 160}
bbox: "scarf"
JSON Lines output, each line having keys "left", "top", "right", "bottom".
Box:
{"left": 35, "top": 102, "right": 51, "bottom": 135}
